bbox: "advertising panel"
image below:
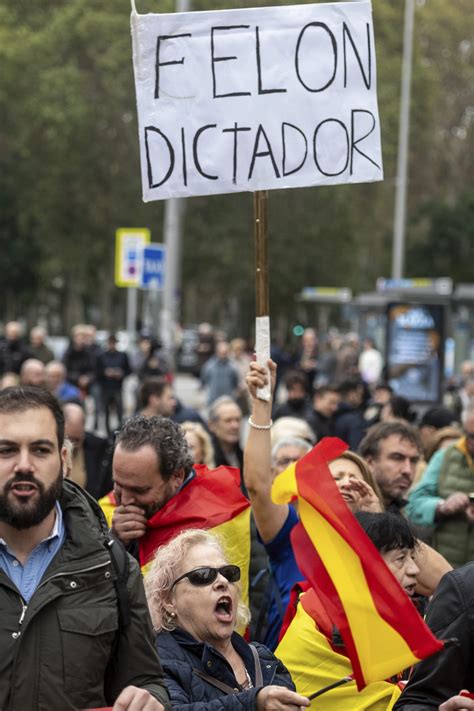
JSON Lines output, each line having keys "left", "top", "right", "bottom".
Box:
{"left": 386, "top": 303, "right": 444, "bottom": 403}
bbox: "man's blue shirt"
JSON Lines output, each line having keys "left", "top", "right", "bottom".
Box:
{"left": 0, "top": 502, "right": 65, "bottom": 603}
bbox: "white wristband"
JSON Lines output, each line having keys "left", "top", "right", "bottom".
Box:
{"left": 248, "top": 416, "right": 273, "bottom": 431}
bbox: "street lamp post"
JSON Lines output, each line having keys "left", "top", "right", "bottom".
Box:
{"left": 160, "top": 0, "right": 191, "bottom": 363}
{"left": 392, "top": 0, "right": 415, "bottom": 279}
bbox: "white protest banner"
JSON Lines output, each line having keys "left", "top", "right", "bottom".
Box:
{"left": 131, "top": 1, "right": 382, "bottom": 202}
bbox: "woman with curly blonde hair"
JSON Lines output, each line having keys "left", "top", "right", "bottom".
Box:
{"left": 145, "top": 529, "right": 308, "bottom": 710}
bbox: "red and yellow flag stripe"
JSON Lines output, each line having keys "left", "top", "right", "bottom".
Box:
{"left": 272, "top": 437, "right": 443, "bottom": 690}
{"left": 99, "top": 465, "right": 251, "bottom": 606}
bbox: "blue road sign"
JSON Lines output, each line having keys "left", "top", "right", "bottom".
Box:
{"left": 141, "top": 244, "right": 166, "bottom": 289}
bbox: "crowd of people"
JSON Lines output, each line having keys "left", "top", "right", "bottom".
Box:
{"left": 1, "top": 318, "right": 474, "bottom": 710}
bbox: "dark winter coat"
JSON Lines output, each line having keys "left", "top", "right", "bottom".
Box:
{"left": 334, "top": 402, "right": 367, "bottom": 450}
{"left": 394, "top": 563, "right": 474, "bottom": 709}
{"left": 156, "top": 627, "right": 295, "bottom": 710}
{"left": 0, "top": 480, "right": 170, "bottom": 711}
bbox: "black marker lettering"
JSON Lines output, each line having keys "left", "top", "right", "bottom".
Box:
{"left": 222, "top": 122, "right": 252, "bottom": 184}
{"left": 295, "top": 23, "right": 337, "bottom": 93}
{"left": 313, "top": 119, "right": 349, "bottom": 176}
{"left": 350, "top": 109, "right": 380, "bottom": 174}
{"left": 248, "top": 124, "right": 281, "bottom": 180}
{"left": 155, "top": 34, "right": 192, "bottom": 100}
{"left": 193, "top": 124, "right": 218, "bottom": 180}
{"left": 281, "top": 122, "right": 308, "bottom": 176}
{"left": 343, "top": 22, "right": 371, "bottom": 89}
{"left": 181, "top": 127, "right": 187, "bottom": 186}
{"left": 256, "top": 26, "right": 287, "bottom": 95}
{"left": 145, "top": 126, "right": 175, "bottom": 188}
{"left": 211, "top": 25, "right": 252, "bottom": 98}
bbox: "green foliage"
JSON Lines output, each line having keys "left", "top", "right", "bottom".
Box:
{"left": 408, "top": 192, "right": 474, "bottom": 281}
{"left": 0, "top": 0, "right": 472, "bottom": 335}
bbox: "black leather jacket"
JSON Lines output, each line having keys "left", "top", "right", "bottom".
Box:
{"left": 394, "top": 563, "right": 474, "bottom": 709}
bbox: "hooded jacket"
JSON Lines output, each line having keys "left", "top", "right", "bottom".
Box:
{"left": 0, "top": 479, "right": 170, "bottom": 711}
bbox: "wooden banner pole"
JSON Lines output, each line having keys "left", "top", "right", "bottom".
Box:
{"left": 254, "top": 190, "right": 269, "bottom": 317}
{"left": 253, "top": 190, "right": 271, "bottom": 401}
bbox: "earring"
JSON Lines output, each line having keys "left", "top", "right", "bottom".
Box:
{"left": 168, "top": 611, "right": 176, "bottom": 618}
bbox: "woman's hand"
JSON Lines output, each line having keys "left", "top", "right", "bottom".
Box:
{"left": 346, "top": 479, "right": 383, "bottom": 513}
{"left": 256, "top": 686, "right": 310, "bottom": 710}
{"left": 245, "top": 360, "right": 277, "bottom": 402}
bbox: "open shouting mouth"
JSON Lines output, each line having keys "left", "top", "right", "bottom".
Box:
{"left": 214, "top": 595, "right": 233, "bottom": 622}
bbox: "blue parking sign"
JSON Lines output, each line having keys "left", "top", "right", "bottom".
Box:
{"left": 141, "top": 244, "right": 166, "bottom": 289}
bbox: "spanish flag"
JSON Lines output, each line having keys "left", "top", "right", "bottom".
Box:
{"left": 99, "top": 465, "right": 251, "bottom": 603}
{"left": 272, "top": 437, "right": 443, "bottom": 691}
{"left": 276, "top": 588, "right": 402, "bottom": 710}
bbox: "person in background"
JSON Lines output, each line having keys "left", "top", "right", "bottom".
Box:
{"left": 418, "top": 406, "right": 460, "bottom": 461}
{"left": 359, "top": 421, "right": 452, "bottom": 595}
{"left": 180, "top": 421, "right": 215, "bottom": 468}
{"left": 0, "top": 321, "right": 32, "bottom": 375}
{"left": 358, "top": 337, "right": 383, "bottom": 386}
{"left": 194, "top": 322, "right": 216, "bottom": 378}
{"left": 28, "top": 326, "right": 54, "bottom": 364}
{"left": 273, "top": 370, "right": 318, "bottom": 436}
{"left": 207, "top": 396, "right": 243, "bottom": 473}
{"left": 334, "top": 378, "right": 367, "bottom": 451}
{"left": 172, "top": 394, "right": 207, "bottom": 428}
{"left": 334, "top": 332, "right": 360, "bottom": 382}
{"left": 359, "top": 421, "right": 422, "bottom": 513}
{"left": 45, "top": 360, "right": 81, "bottom": 402}
{"left": 405, "top": 407, "right": 474, "bottom": 569}
{"left": 145, "top": 528, "right": 309, "bottom": 711}
{"left": 271, "top": 417, "right": 315, "bottom": 450}
{"left": 295, "top": 327, "right": 319, "bottom": 393}
{"left": 0, "top": 372, "right": 19, "bottom": 389}
{"left": 229, "top": 338, "right": 252, "bottom": 415}
{"left": 201, "top": 341, "right": 239, "bottom": 406}
{"left": 447, "top": 362, "right": 474, "bottom": 419}
{"left": 97, "top": 334, "right": 131, "bottom": 435}
{"left": 373, "top": 383, "right": 394, "bottom": 406}
{"left": 315, "top": 336, "right": 338, "bottom": 387}
{"left": 134, "top": 334, "right": 172, "bottom": 383}
{"left": 84, "top": 324, "right": 103, "bottom": 431}
{"left": 62, "top": 324, "right": 96, "bottom": 396}
{"left": 19, "top": 358, "right": 45, "bottom": 387}
{"left": 312, "top": 384, "right": 340, "bottom": 440}
{"left": 140, "top": 377, "right": 177, "bottom": 418}
{"left": 381, "top": 395, "right": 417, "bottom": 425}
{"left": 424, "top": 426, "right": 463, "bottom": 463}
{"left": 63, "top": 401, "right": 111, "bottom": 499}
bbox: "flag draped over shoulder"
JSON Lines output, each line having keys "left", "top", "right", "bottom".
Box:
{"left": 139, "top": 465, "right": 250, "bottom": 573}
{"left": 276, "top": 588, "right": 402, "bottom": 710}
{"left": 272, "top": 437, "right": 444, "bottom": 691}
{"left": 99, "top": 465, "right": 251, "bottom": 603}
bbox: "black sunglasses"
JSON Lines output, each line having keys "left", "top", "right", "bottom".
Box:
{"left": 171, "top": 565, "right": 240, "bottom": 589}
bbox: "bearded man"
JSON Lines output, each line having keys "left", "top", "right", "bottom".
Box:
{"left": 0, "top": 386, "right": 169, "bottom": 711}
